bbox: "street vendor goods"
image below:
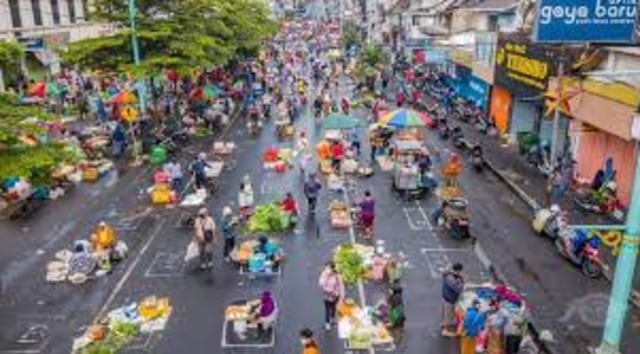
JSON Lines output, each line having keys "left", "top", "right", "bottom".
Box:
{"left": 337, "top": 301, "right": 394, "bottom": 350}
{"left": 247, "top": 203, "right": 289, "bottom": 233}
{"left": 329, "top": 201, "right": 350, "bottom": 229}
{"left": 73, "top": 296, "right": 172, "bottom": 353}
{"left": 333, "top": 244, "right": 365, "bottom": 284}
{"left": 231, "top": 237, "right": 284, "bottom": 274}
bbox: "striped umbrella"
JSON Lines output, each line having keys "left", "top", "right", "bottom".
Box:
{"left": 378, "top": 109, "right": 434, "bottom": 128}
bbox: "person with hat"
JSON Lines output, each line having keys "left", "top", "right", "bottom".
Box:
{"left": 221, "top": 206, "right": 237, "bottom": 262}
{"left": 194, "top": 207, "right": 217, "bottom": 269}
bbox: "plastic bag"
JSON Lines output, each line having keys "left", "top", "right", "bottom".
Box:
{"left": 184, "top": 240, "right": 199, "bottom": 262}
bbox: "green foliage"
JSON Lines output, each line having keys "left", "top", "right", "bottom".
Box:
{"left": 333, "top": 244, "right": 365, "bottom": 285}
{"left": 0, "top": 93, "right": 56, "bottom": 146}
{"left": 62, "top": 0, "right": 277, "bottom": 73}
{"left": 360, "top": 44, "right": 389, "bottom": 67}
{"left": 0, "top": 41, "right": 23, "bottom": 72}
{"left": 341, "top": 22, "right": 360, "bottom": 50}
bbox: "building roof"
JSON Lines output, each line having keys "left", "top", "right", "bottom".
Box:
{"left": 458, "top": 0, "right": 520, "bottom": 11}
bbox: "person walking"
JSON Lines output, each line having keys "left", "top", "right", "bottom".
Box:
{"left": 441, "top": 263, "right": 465, "bottom": 336}
{"left": 318, "top": 262, "right": 344, "bottom": 330}
{"left": 304, "top": 173, "right": 322, "bottom": 215}
{"left": 193, "top": 208, "right": 217, "bottom": 269}
{"left": 221, "top": 206, "right": 237, "bottom": 262}
{"left": 299, "top": 328, "right": 320, "bottom": 354}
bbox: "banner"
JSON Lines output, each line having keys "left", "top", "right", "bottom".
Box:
{"left": 535, "top": 0, "right": 638, "bottom": 43}
{"left": 494, "top": 35, "right": 555, "bottom": 97}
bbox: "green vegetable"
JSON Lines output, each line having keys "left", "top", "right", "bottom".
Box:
{"left": 247, "top": 203, "right": 288, "bottom": 233}
{"left": 82, "top": 322, "right": 138, "bottom": 354}
{"left": 333, "top": 245, "right": 364, "bottom": 284}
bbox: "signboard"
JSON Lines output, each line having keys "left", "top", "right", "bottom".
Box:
{"left": 535, "top": 0, "right": 638, "bottom": 43}
{"left": 449, "top": 48, "right": 473, "bottom": 68}
{"left": 494, "top": 35, "right": 555, "bottom": 97}
{"left": 461, "top": 75, "right": 490, "bottom": 110}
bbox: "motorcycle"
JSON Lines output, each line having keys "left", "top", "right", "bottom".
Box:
{"left": 440, "top": 198, "right": 471, "bottom": 240}
{"left": 470, "top": 146, "right": 484, "bottom": 173}
{"left": 532, "top": 206, "right": 567, "bottom": 240}
{"left": 451, "top": 127, "right": 465, "bottom": 149}
{"left": 526, "top": 143, "right": 553, "bottom": 176}
{"left": 573, "top": 186, "right": 625, "bottom": 222}
{"left": 438, "top": 122, "right": 451, "bottom": 140}
{"left": 555, "top": 231, "right": 603, "bottom": 278}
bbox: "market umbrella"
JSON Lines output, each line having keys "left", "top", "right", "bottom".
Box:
{"left": 109, "top": 90, "right": 137, "bottom": 104}
{"left": 203, "top": 85, "right": 221, "bottom": 99}
{"left": 321, "top": 113, "right": 360, "bottom": 130}
{"left": 378, "top": 109, "right": 434, "bottom": 128}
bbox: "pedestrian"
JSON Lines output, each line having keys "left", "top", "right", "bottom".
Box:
{"left": 460, "top": 300, "right": 486, "bottom": 354}
{"left": 441, "top": 263, "right": 464, "bottom": 336}
{"left": 330, "top": 141, "right": 344, "bottom": 173}
{"left": 547, "top": 168, "right": 564, "bottom": 206}
{"left": 503, "top": 311, "right": 526, "bottom": 354}
{"left": 238, "top": 182, "right": 254, "bottom": 221}
{"left": 193, "top": 208, "right": 217, "bottom": 269}
{"left": 190, "top": 153, "right": 209, "bottom": 190}
{"left": 304, "top": 173, "right": 322, "bottom": 214}
{"left": 318, "top": 261, "right": 344, "bottom": 330}
{"left": 221, "top": 206, "right": 237, "bottom": 262}
{"left": 299, "top": 327, "right": 320, "bottom": 354}
{"left": 165, "top": 159, "right": 184, "bottom": 193}
{"left": 349, "top": 129, "right": 361, "bottom": 156}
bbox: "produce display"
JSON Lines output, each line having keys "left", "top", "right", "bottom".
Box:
{"left": 333, "top": 244, "right": 365, "bottom": 284}
{"left": 247, "top": 203, "right": 289, "bottom": 233}
{"left": 73, "top": 296, "right": 172, "bottom": 353}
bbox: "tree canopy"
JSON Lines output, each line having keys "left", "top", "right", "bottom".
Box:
{"left": 0, "top": 41, "right": 24, "bottom": 73}
{"left": 62, "top": 0, "right": 278, "bottom": 73}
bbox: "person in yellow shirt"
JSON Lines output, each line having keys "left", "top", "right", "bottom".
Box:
{"left": 90, "top": 221, "right": 117, "bottom": 251}
{"left": 299, "top": 328, "right": 319, "bottom": 354}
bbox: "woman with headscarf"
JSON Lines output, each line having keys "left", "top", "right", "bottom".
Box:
{"left": 251, "top": 291, "right": 277, "bottom": 331}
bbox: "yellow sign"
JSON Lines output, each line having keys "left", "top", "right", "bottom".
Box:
{"left": 495, "top": 37, "right": 553, "bottom": 95}
{"left": 561, "top": 77, "right": 640, "bottom": 108}
{"left": 450, "top": 49, "right": 473, "bottom": 67}
{"left": 121, "top": 105, "right": 138, "bottom": 122}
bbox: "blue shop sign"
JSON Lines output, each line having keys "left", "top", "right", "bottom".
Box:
{"left": 534, "top": 0, "right": 638, "bottom": 43}
{"left": 459, "top": 75, "right": 489, "bottom": 110}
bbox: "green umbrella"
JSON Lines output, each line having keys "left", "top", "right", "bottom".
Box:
{"left": 321, "top": 113, "right": 359, "bottom": 130}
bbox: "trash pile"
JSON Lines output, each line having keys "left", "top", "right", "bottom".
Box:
{"left": 45, "top": 223, "right": 127, "bottom": 284}
{"left": 72, "top": 296, "right": 172, "bottom": 353}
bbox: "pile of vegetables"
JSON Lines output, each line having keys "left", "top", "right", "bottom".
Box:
{"left": 333, "top": 244, "right": 365, "bottom": 285}
{"left": 247, "top": 203, "right": 288, "bottom": 233}
{"left": 81, "top": 322, "right": 138, "bottom": 354}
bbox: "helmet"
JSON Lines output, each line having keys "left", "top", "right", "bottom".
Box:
{"left": 198, "top": 152, "right": 207, "bottom": 160}
{"left": 550, "top": 205, "right": 561, "bottom": 214}
{"left": 605, "top": 181, "right": 617, "bottom": 192}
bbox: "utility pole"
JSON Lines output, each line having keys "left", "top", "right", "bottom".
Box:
{"left": 595, "top": 140, "right": 640, "bottom": 354}
{"left": 548, "top": 56, "right": 564, "bottom": 176}
{"left": 128, "top": 0, "right": 144, "bottom": 164}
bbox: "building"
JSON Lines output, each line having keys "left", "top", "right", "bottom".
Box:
{"left": 0, "top": 0, "right": 114, "bottom": 87}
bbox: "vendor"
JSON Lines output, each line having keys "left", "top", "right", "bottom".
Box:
{"left": 250, "top": 291, "right": 277, "bottom": 331}
{"left": 330, "top": 141, "right": 344, "bottom": 172}
{"left": 280, "top": 192, "right": 298, "bottom": 223}
{"left": 90, "top": 221, "right": 117, "bottom": 251}
{"left": 257, "top": 235, "right": 284, "bottom": 265}
{"left": 375, "top": 285, "right": 405, "bottom": 329}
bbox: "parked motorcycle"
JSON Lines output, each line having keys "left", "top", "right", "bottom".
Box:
{"left": 438, "top": 122, "right": 451, "bottom": 140}
{"left": 533, "top": 207, "right": 603, "bottom": 278}
{"left": 471, "top": 145, "right": 484, "bottom": 173}
{"left": 555, "top": 231, "right": 603, "bottom": 278}
{"left": 451, "top": 127, "right": 465, "bottom": 149}
{"left": 440, "top": 198, "right": 471, "bottom": 240}
{"left": 573, "top": 184, "right": 625, "bottom": 222}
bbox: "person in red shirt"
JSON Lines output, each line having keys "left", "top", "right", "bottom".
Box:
{"left": 331, "top": 141, "right": 344, "bottom": 173}
{"left": 280, "top": 192, "right": 298, "bottom": 226}
{"left": 396, "top": 91, "right": 405, "bottom": 107}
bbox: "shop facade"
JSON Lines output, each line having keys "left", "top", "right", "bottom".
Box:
{"left": 444, "top": 48, "right": 491, "bottom": 111}
{"left": 558, "top": 78, "right": 640, "bottom": 206}
{"left": 491, "top": 34, "right": 574, "bottom": 158}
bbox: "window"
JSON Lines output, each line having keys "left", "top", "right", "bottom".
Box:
{"left": 66, "top": 0, "right": 76, "bottom": 23}
{"left": 8, "top": 0, "right": 22, "bottom": 28}
{"left": 31, "top": 0, "right": 43, "bottom": 26}
{"left": 50, "top": 0, "right": 61, "bottom": 24}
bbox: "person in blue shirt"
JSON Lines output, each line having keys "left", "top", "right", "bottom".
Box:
{"left": 190, "top": 153, "right": 211, "bottom": 190}
{"left": 111, "top": 123, "right": 127, "bottom": 158}
{"left": 221, "top": 206, "right": 237, "bottom": 262}
{"left": 461, "top": 300, "right": 487, "bottom": 354}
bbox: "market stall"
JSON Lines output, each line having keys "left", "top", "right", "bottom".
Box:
{"left": 338, "top": 301, "right": 395, "bottom": 351}
{"left": 262, "top": 147, "right": 294, "bottom": 173}
{"left": 72, "top": 296, "right": 172, "bottom": 352}
{"left": 230, "top": 237, "right": 284, "bottom": 276}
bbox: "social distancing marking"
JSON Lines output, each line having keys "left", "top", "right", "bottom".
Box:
{"left": 144, "top": 252, "right": 186, "bottom": 277}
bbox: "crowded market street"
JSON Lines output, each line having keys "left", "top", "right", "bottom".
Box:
{"left": 1, "top": 1, "right": 640, "bottom": 354}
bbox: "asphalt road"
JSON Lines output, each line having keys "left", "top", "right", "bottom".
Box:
{"left": 1, "top": 75, "right": 639, "bottom": 354}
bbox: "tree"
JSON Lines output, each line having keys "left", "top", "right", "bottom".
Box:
{"left": 62, "top": 0, "right": 277, "bottom": 73}
{"left": 0, "top": 41, "right": 23, "bottom": 72}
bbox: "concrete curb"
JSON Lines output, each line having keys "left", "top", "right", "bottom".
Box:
{"left": 468, "top": 140, "right": 640, "bottom": 311}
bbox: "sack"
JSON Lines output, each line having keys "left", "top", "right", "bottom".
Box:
{"left": 204, "top": 229, "right": 214, "bottom": 243}
{"left": 184, "top": 241, "right": 199, "bottom": 262}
